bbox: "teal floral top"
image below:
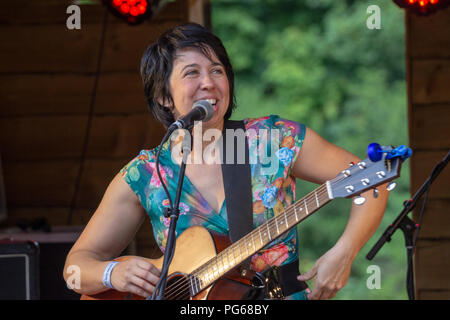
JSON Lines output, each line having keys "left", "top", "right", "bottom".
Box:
{"left": 120, "top": 115, "right": 306, "bottom": 275}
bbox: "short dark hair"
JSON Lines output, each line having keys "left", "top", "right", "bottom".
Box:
{"left": 140, "top": 23, "right": 236, "bottom": 128}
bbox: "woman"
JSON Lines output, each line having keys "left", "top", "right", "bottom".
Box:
{"left": 63, "top": 23, "right": 389, "bottom": 300}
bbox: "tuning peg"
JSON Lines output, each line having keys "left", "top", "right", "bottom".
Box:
{"left": 342, "top": 169, "right": 351, "bottom": 177}
{"left": 373, "top": 188, "right": 379, "bottom": 198}
{"left": 387, "top": 182, "right": 397, "bottom": 191}
{"left": 353, "top": 196, "right": 366, "bottom": 205}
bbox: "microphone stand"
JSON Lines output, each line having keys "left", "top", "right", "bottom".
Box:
{"left": 151, "top": 128, "right": 193, "bottom": 300}
{"left": 366, "top": 149, "right": 450, "bottom": 300}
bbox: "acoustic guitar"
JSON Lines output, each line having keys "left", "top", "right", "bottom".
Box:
{"left": 82, "top": 144, "right": 408, "bottom": 300}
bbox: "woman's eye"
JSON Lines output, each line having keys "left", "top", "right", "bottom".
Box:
{"left": 212, "top": 68, "right": 224, "bottom": 75}
{"left": 184, "top": 70, "right": 198, "bottom": 76}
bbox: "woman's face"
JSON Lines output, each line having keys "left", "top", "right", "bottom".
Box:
{"left": 167, "top": 47, "right": 230, "bottom": 130}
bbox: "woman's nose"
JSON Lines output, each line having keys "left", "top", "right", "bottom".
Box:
{"left": 200, "top": 73, "right": 214, "bottom": 90}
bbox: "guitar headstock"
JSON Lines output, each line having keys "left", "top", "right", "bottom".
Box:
{"left": 328, "top": 144, "right": 411, "bottom": 203}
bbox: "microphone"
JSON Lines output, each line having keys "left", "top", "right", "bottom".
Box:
{"left": 168, "top": 100, "right": 214, "bottom": 131}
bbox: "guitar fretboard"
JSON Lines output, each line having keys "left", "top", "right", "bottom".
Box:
{"left": 188, "top": 182, "right": 332, "bottom": 296}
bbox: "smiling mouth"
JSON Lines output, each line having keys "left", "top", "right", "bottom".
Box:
{"left": 202, "top": 99, "right": 218, "bottom": 113}
{"left": 205, "top": 99, "right": 217, "bottom": 107}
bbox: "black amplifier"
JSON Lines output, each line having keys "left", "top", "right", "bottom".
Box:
{"left": 0, "top": 239, "right": 40, "bottom": 300}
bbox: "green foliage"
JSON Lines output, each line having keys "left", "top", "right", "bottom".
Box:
{"left": 212, "top": 0, "right": 410, "bottom": 299}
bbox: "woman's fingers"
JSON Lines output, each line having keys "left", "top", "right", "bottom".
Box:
{"left": 126, "top": 282, "right": 153, "bottom": 298}
{"left": 134, "top": 264, "right": 160, "bottom": 286}
{"left": 128, "top": 274, "right": 157, "bottom": 297}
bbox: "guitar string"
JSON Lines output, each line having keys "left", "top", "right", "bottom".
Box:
{"left": 162, "top": 185, "right": 332, "bottom": 299}
{"left": 163, "top": 166, "right": 372, "bottom": 299}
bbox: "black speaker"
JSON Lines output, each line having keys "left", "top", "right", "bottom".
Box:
{"left": 0, "top": 239, "right": 40, "bottom": 300}
{"left": 0, "top": 226, "right": 83, "bottom": 300}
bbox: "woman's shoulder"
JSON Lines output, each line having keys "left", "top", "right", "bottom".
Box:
{"left": 120, "top": 149, "right": 158, "bottom": 179}
{"left": 244, "top": 114, "right": 305, "bottom": 136}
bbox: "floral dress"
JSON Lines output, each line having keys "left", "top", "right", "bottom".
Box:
{"left": 120, "top": 115, "right": 309, "bottom": 299}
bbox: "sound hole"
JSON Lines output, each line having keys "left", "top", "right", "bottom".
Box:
{"left": 164, "top": 273, "right": 191, "bottom": 300}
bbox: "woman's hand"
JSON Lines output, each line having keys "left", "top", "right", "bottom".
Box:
{"left": 297, "top": 242, "right": 355, "bottom": 300}
{"left": 110, "top": 257, "right": 161, "bottom": 298}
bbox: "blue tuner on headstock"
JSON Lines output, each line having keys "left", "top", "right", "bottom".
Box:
{"left": 367, "top": 143, "right": 412, "bottom": 162}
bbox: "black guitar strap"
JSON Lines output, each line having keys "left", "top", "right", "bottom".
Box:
{"left": 220, "top": 119, "right": 253, "bottom": 273}
{"left": 220, "top": 119, "right": 308, "bottom": 299}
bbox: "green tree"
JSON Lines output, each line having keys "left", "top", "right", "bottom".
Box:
{"left": 212, "top": 0, "right": 410, "bottom": 299}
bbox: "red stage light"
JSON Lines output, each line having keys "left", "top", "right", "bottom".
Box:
{"left": 104, "top": 0, "right": 154, "bottom": 24}
{"left": 393, "top": 0, "right": 449, "bottom": 15}
{"left": 120, "top": 3, "right": 130, "bottom": 14}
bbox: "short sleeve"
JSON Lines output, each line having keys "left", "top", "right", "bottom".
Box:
{"left": 270, "top": 115, "right": 306, "bottom": 177}
{"left": 119, "top": 150, "right": 155, "bottom": 214}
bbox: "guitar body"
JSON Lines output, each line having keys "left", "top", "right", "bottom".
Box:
{"left": 81, "top": 226, "right": 254, "bottom": 300}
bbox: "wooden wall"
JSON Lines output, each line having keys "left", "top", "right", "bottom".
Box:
{"left": 0, "top": 0, "right": 210, "bottom": 258}
{"left": 406, "top": 7, "right": 450, "bottom": 299}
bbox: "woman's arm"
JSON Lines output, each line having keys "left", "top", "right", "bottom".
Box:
{"left": 63, "top": 173, "right": 160, "bottom": 297}
{"left": 291, "top": 127, "right": 389, "bottom": 299}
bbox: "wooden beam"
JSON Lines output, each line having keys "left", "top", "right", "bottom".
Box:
{"left": 415, "top": 240, "right": 450, "bottom": 290}
{"left": 411, "top": 103, "right": 450, "bottom": 150}
{"left": 411, "top": 60, "right": 450, "bottom": 104}
{"left": 410, "top": 150, "right": 450, "bottom": 200}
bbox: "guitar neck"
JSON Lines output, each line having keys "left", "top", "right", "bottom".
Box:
{"left": 188, "top": 182, "right": 333, "bottom": 295}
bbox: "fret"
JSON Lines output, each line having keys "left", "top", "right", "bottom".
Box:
{"left": 230, "top": 247, "right": 236, "bottom": 268}
{"left": 275, "top": 216, "right": 280, "bottom": 234}
{"left": 284, "top": 211, "right": 289, "bottom": 228}
{"left": 224, "top": 249, "right": 231, "bottom": 269}
{"left": 304, "top": 198, "right": 309, "bottom": 215}
{"left": 189, "top": 275, "right": 195, "bottom": 295}
{"left": 294, "top": 205, "right": 298, "bottom": 221}
{"left": 245, "top": 236, "right": 249, "bottom": 255}
{"left": 238, "top": 241, "right": 243, "bottom": 262}
{"left": 206, "top": 264, "right": 213, "bottom": 283}
{"left": 259, "top": 228, "right": 263, "bottom": 246}
{"left": 315, "top": 191, "right": 320, "bottom": 207}
{"left": 217, "top": 255, "right": 222, "bottom": 275}
{"left": 196, "top": 276, "right": 201, "bottom": 292}
{"left": 220, "top": 250, "right": 228, "bottom": 273}
{"left": 251, "top": 233, "right": 256, "bottom": 251}
{"left": 192, "top": 275, "right": 199, "bottom": 295}
{"left": 230, "top": 245, "right": 237, "bottom": 267}
{"left": 199, "top": 271, "right": 205, "bottom": 289}
{"left": 267, "top": 223, "right": 272, "bottom": 241}
{"left": 214, "top": 257, "right": 220, "bottom": 277}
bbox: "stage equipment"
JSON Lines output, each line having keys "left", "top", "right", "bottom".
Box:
{"left": 0, "top": 240, "right": 39, "bottom": 300}
{"left": 393, "top": 0, "right": 450, "bottom": 16}
{"left": 103, "top": 0, "right": 172, "bottom": 24}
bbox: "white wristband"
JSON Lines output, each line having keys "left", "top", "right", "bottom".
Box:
{"left": 102, "top": 261, "right": 119, "bottom": 289}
